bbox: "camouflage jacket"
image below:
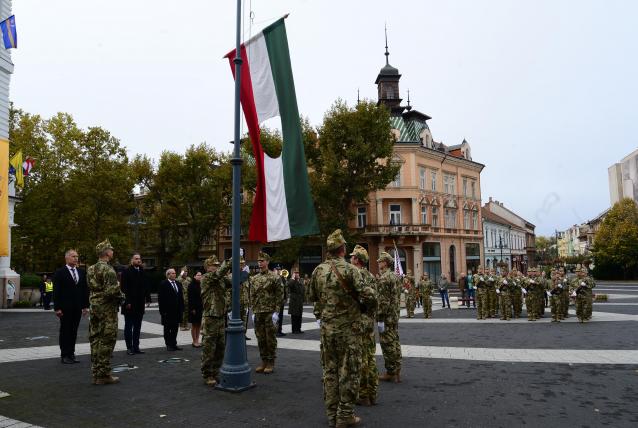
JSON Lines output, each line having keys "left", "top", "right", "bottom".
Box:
{"left": 87, "top": 260, "right": 122, "bottom": 310}
{"left": 358, "top": 266, "right": 378, "bottom": 321}
{"left": 177, "top": 276, "right": 192, "bottom": 299}
{"left": 250, "top": 269, "right": 283, "bottom": 313}
{"left": 570, "top": 276, "right": 596, "bottom": 294}
{"left": 473, "top": 274, "right": 487, "bottom": 289}
{"left": 201, "top": 262, "right": 231, "bottom": 317}
{"left": 376, "top": 268, "right": 400, "bottom": 323}
{"left": 309, "top": 255, "right": 370, "bottom": 328}
{"left": 403, "top": 276, "right": 416, "bottom": 298}
{"left": 419, "top": 279, "right": 433, "bottom": 297}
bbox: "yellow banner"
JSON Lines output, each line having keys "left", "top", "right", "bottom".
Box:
{"left": 0, "top": 138, "right": 8, "bottom": 256}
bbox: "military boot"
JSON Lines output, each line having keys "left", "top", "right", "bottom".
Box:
{"left": 378, "top": 372, "right": 395, "bottom": 382}
{"left": 394, "top": 369, "right": 401, "bottom": 383}
{"left": 356, "top": 397, "right": 371, "bottom": 406}
{"left": 335, "top": 415, "right": 361, "bottom": 428}
{"left": 205, "top": 377, "right": 217, "bottom": 387}
{"left": 94, "top": 375, "right": 119, "bottom": 385}
{"left": 263, "top": 361, "right": 274, "bottom": 374}
{"left": 255, "top": 361, "right": 266, "bottom": 373}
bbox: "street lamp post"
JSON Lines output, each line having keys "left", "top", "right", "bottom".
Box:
{"left": 217, "top": 0, "right": 254, "bottom": 392}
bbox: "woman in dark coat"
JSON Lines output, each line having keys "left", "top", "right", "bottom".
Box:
{"left": 188, "top": 271, "right": 203, "bottom": 347}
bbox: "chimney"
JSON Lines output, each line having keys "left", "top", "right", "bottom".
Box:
{"left": 489, "top": 197, "right": 493, "bottom": 202}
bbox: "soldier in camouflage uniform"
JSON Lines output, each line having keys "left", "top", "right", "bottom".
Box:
{"left": 523, "top": 268, "right": 538, "bottom": 321}
{"left": 349, "top": 244, "right": 378, "bottom": 407}
{"left": 310, "top": 230, "right": 374, "bottom": 428}
{"left": 178, "top": 267, "right": 191, "bottom": 331}
{"left": 200, "top": 255, "right": 231, "bottom": 386}
{"left": 473, "top": 267, "right": 488, "bottom": 320}
{"left": 238, "top": 258, "right": 251, "bottom": 338}
{"left": 403, "top": 270, "right": 416, "bottom": 318}
{"left": 87, "top": 239, "right": 123, "bottom": 385}
{"left": 419, "top": 273, "right": 433, "bottom": 319}
{"left": 558, "top": 267, "right": 570, "bottom": 319}
{"left": 571, "top": 267, "right": 596, "bottom": 323}
{"left": 376, "top": 251, "right": 402, "bottom": 383}
{"left": 251, "top": 251, "right": 283, "bottom": 374}
{"left": 496, "top": 270, "right": 512, "bottom": 320}
{"left": 510, "top": 269, "right": 523, "bottom": 318}
{"left": 486, "top": 268, "right": 498, "bottom": 318}
{"left": 533, "top": 268, "right": 547, "bottom": 319}
{"left": 549, "top": 269, "right": 563, "bottom": 322}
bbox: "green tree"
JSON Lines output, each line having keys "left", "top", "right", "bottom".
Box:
{"left": 307, "top": 100, "right": 399, "bottom": 239}
{"left": 10, "top": 107, "right": 135, "bottom": 271}
{"left": 591, "top": 198, "right": 638, "bottom": 279}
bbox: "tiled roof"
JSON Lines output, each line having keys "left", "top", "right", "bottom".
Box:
{"left": 390, "top": 116, "right": 429, "bottom": 143}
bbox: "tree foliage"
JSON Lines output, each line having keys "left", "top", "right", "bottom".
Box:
{"left": 10, "top": 107, "right": 134, "bottom": 271}
{"left": 307, "top": 100, "right": 398, "bottom": 239}
{"left": 591, "top": 198, "right": 638, "bottom": 279}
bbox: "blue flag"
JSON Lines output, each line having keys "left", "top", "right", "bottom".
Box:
{"left": 0, "top": 15, "right": 17, "bottom": 49}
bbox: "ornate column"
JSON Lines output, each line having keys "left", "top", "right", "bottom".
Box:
{"left": 412, "top": 244, "right": 422, "bottom": 279}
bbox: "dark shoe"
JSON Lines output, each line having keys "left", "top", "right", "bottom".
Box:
{"left": 245, "top": 336, "right": 251, "bottom": 341}
{"left": 127, "top": 350, "right": 135, "bottom": 355}
{"left": 167, "top": 346, "right": 176, "bottom": 351}
{"left": 61, "top": 357, "right": 75, "bottom": 364}
{"left": 71, "top": 355, "right": 80, "bottom": 363}
{"left": 94, "top": 375, "right": 120, "bottom": 385}
{"left": 357, "top": 397, "right": 371, "bottom": 406}
{"left": 174, "top": 346, "right": 183, "bottom": 351}
{"left": 276, "top": 332, "right": 286, "bottom": 337}
{"left": 134, "top": 349, "right": 145, "bottom": 354}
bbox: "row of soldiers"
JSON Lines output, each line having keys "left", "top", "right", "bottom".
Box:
{"left": 471, "top": 266, "right": 596, "bottom": 322}
{"left": 308, "top": 229, "right": 404, "bottom": 428}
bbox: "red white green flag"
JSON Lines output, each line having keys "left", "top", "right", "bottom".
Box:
{"left": 225, "top": 17, "right": 319, "bottom": 243}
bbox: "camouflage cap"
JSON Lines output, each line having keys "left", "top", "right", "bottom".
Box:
{"left": 574, "top": 266, "right": 582, "bottom": 273}
{"left": 257, "top": 251, "right": 271, "bottom": 262}
{"left": 204, "top": 255, "right": 221, "bottom": 267}
{"left": 349, "top": 244, "right": 369, "bottom": 263}
{"left": 326, "top": 229, "right": 346, "bottom": 251}
{"left": 377, "top": 251, "right": 393, "bottom": 265}
{"left": 95, "top": 239, "right": 113, "bottom": 255}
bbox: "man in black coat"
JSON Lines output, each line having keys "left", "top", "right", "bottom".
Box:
{"left": 158, "top": 268, "right": 184, "bottom": 351}
{"left": 121, "top": 253, "right": 151, "bottom": 355}
{"left": 53, "top": 249, "right": 89, "bottom": 364}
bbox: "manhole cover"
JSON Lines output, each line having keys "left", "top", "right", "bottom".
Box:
{"left": 158, "top": 357, "right": 190, "bottom": 364}
{"left": 112, "top": 363, "right": 138, "bottom": 373}
{"left": 25, "top": 336, "right": 49, "bottom": 341}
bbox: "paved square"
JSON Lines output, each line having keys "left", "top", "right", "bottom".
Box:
{"left": 1, "top": 282, "right": 637, "bottom": 427}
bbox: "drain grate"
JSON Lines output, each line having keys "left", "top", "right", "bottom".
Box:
{"left": 112, "top": 363, "right": 138, "bottom": 373}
{"left": 158, "top": 357, "right": 190, "bottom": 364}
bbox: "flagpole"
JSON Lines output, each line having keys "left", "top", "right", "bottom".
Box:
{"left": 218, "top": 0, "right": 254, "bottom": 392}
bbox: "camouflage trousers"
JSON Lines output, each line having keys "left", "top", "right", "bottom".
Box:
{"left": 487, "top": 287, "right": 497, "bottom": 317}
{"left": 525, "top": 292, "right": 538, "bottom": 320}
{"left": 535, "top": 290, "right": 546, "bottom": 317}
{"left": 89, "top": 308, "right": 118, "bottom": 379}
{"left": 379, "top": 319, "right": 401, "bottom": 374}
{"left": 499, "top": 293, "right": 512, "bottom": 320}
{"left": 562, "top": 291, "right": 570, "bottom": 317}
{"left": 254, "top": 312, "right": 277, "bottom": 362}
{"left": 551, "top": 294, "right": 563, "bottom": 321}
{"left": 358, "top": 319, "right": 378, "bottom": 402}
{"left": 576, "top": 292, "right": 593, "bottom": 321}
{"left": 406, "top": 296, "right": 416, "bottom": 317}
{"left": 423, "top": 297, "right": 432, "bottom": 318}
{"left": 476, "top": 289, "right": 488, "bottom": 319}
{"left": 511, "top": 290, "right": 523, "bottom": 318}
{"left": 201, "top": 316, "right": 225, "bottom": 379}
{"left": 321, "top": 324, "right": 363, "bottom": 426}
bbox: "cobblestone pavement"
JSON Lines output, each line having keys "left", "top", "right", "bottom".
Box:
{"left": 0, "top": 282, "right": 637, "bottom": 427}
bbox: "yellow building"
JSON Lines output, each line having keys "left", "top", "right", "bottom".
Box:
{"left": 348, "top": 46, "right": 485, "bottom": 281}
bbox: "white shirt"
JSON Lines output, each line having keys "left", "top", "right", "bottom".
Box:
{"left": 66, "top": 265, "right": 79, "bottom": 284}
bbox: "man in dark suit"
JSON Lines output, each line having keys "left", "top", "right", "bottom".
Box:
{"left": 121, "top": 252, "right": 151, "bottom": 355}
{"left": 53, "top": 249, "right": 89, "bottom": 364}
{"left": 158, "top": 268, "right": 184, "bottom": 351}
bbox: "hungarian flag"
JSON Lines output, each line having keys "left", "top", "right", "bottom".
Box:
{"left": 394, "top": 245, "right": 404, "bottom": 277}
{"left": 225, "top": 17, "right": 319, "bottom": 243}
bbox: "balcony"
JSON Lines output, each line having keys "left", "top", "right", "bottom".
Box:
{"left": 360, "top": 224, "right": 483, "bottom": 236}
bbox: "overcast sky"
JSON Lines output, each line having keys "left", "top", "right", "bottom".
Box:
{"left": 9, "top": 0, "right": 638, "bottom": 236}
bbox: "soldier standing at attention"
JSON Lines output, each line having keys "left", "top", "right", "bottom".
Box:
{"left": 251, "top": 252, "right": 283, "bottom": 374}
{"left": 287, "top": 268, "right": 305, "bottom": 334}
{"left": 486, "top": 268, "right": 498, "bottom": 318}
{"left": 420, "top": 272, "right": 433, "bottom": 319}
{"left": 349, "top": 245, "right": 378, "bottom": 407}
{"left": 497, "top": 269, "right": 512, "bottom": 321}
{"left": 523, "top": 268, "right": 537, "bottom": 321}
{"left": 473, "top": 267, "right": 488, "bottom": 320}
{"left": 550, "top": 269, "right": 563, "bottom": 322}
{"left": 310, "top": 230, "right": 372, "bottom": 428}
{"left": 558, "top": 267, "right": 570, "bottom": 319}
{"left": 87, "top": 239, "right": 123, "bottom": 385}
{"left": 200, "top": 255, "right": 231, "bottom": 387}
{"left": 376, "top": 251, "right": 402, "bottom": 383}
{"left": 510, "top": 269, "right": 523, "bottom": 318}
{"left": 572, "top": 267, "right": 596, "bottom": 323}
{"left": 178, "top": 267, "right": 191, "bottom": 331}
{"left": 238, "top": 257, "right": 251, "bottom": 340}
{"left": 403, "top": 270, "right": 416, "bottom": 318}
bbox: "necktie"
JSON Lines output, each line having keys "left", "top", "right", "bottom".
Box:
{"left": 71, "top": 268, "right": 78, "bottom": 284}
{"left": 172, "top": 281, "right": 177, "bottom": 293}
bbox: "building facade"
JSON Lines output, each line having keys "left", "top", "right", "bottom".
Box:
{"left": 481, "top": 207, "right": 526, "bottom": 272}
{"left": 348, "top": 45, "right": 485, "bottom": 282}
{"left": 609, "top": 148, "right": 638, "bottom": 205}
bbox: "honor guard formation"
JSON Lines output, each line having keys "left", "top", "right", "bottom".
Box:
{"left": 52, "top": 231, "right": 596, "bottom": 428}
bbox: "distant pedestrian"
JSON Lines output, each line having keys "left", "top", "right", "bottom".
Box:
{"left": 287, "top": 268, "right": 305, "bottom": 334}
{"left": 53, "top": 249, "right": 89, "bottom": 364}
{"left": 438, "top": 274, "right": 451, "bottom": 309}
{"left": 177, "top": 267, "right": 191, "bottom": 331}
{"left": 120, "top": 253, "right": 151, "bottom": 355}
{"left": 158, "top": 268, "right": 185, "bottom": 351}
{"left": 458, "top": 273, "right": 467, "bottom": 307}
{"left": 189, "top": 271, "right": 203, "bottom": 347}
{"left": 88, "top": 239, "right": 123, "bottom": 385}
{"left": 466, "top": 272, "right": 476, "bottom": 308}
{"left": 43, "top": 275, "right": 54, "bottom": 310}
